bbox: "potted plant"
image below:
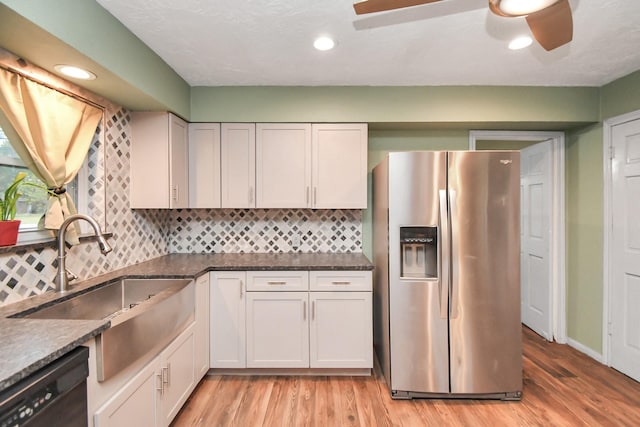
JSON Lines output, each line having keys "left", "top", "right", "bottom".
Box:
{"left": 0, "top": 171, "right": 27, "bottom": 246}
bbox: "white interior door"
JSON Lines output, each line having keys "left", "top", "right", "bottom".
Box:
{"left": 520, "top": 140, "right": 553, "bottom": 340}
{"left": 610, "top": 118, "right": 640, "bottom": 382}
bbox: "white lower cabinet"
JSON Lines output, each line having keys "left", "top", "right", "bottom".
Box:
{"left": 210, "top": 272, "right": 246, "bottom": 368}
{"left": 195, "top": 274, "right": 210, "bottom": 378}
{"left": 93, "top": 357, "right": 161, "bottom": 427}
{"left": 309, "top": 291, "right": 373, "bottom": 368}
{"left": 212, "top": 270, "right": 372, "bottom": 371}
{"left": 160, "top": 329, "right": 196, "bottom": 425}
{"left": 94, "top": 324, "right": 196, "bottom": 427}
{"left": 246, "top": 291, "right": 309, "bottom": 368}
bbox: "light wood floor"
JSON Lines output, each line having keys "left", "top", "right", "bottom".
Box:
{"left": 171, "top": 327, "right": 640, "bottom": 426}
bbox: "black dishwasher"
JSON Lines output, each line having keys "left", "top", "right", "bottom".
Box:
{"left": 0, "top": 346, "right": 89, "bottom": 427}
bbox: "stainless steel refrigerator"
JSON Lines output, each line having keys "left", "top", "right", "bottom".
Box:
{"left": 373, "top": 151, "right": 522, "bottom": 400}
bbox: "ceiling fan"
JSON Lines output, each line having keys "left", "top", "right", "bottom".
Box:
{"left": 353, "top": 0, "right": 573, "bottom": 51}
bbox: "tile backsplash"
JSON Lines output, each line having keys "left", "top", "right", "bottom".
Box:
{"left": 0, "top": 109, "right": 364, "bottom": 306}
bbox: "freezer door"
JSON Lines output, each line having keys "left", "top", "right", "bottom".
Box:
{"left": 448, "top": 151, "right": 522, "bottom": 395}
{"left": 388, "top": 151, "right": 449, "bottom": 394}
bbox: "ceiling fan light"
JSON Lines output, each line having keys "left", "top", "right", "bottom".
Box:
{"left": 490, "top": 0, "right": 560, "bottom": 17}
{"left": 509, "top": 36, "right": 533, "bottom": 50}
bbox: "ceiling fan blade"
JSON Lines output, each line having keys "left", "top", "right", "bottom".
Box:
{"left": 354, "top": 0, "right": 444, "bottom": 15}
{"left": 525, "top": 0, "right": 573, "bottom": 51}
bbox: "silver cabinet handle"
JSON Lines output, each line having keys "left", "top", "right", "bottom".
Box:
{"left": 313, "top": 187, "right": 317, "bottom": 205}
{"left": 439, "top": 189, "right": 450, "bottom": 320}
{"left": 162, "top": 364, "right": 170, "bottom": 386}
{"left": 240, "top": 279, "right": 243, "bottom": 298}
{"left": 303, "top": 301, "right": 307, "bottom": 321}
{"left": 156, "top": 371, "right": 164, "bottom": 395}
{"left": 306, "top": 186, "right": 310, "bottom": 206}
{"left": 267, "top": 281, "right": 287, "bottom": 285}
{"left": 172, "top": 186, "right": 178, "bottom": 201}
{"left": 312, "top": 301, "right": 315, "bottom": 320}
{"left": 331, "top": 281, "right": 351, "bottom": 285}
{"left": 249, "top": 187, "right": 254, "bottom": 204}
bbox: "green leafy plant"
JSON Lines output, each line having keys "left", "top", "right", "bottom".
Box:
{"left": 0, "top": 172, "right": 27, "bottom": 221}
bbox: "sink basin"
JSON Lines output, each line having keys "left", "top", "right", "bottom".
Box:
{"left": 24, "top": 278, "right": 190, "bottom": 323}
{"left": 20, "top": 278, "right": 194, "bottom": 381}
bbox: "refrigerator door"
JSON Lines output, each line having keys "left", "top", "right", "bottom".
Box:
{"left": 388, "top": 151, "right": 449, "bottom": 394}
{"left": 448, "top": 151, "right": 522, "bottom": 395}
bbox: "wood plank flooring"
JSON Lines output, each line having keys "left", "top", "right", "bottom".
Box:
{"left": 171, "top": 327, "right": 640, "bottom": 426}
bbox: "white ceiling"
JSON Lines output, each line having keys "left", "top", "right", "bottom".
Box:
{"left": 95, "top": 0, "right": 640, "bottom": 87}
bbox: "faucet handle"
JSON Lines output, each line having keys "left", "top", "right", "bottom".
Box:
{"left": 65, "top": 268, "right": 78, "bottom": 282}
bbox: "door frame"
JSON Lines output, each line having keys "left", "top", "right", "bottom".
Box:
{"left": 602, "top": 109, "right": 640, "bottom": 366}
{"left": 469, "top": 130, "right": 566, "bottom": 343}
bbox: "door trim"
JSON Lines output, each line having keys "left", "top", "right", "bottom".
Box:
{"left": 469, "top": 130, "right": 566, "bottom": 343}
{"left": 602, "top": 109, "right": 640, "bottom": 366}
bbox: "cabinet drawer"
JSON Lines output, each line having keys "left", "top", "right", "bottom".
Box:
{"left": 309, "top": 271, "right": 372, "bottom": 292}
{"left": 246, "top": 271, "right": 309, "bottom": 291}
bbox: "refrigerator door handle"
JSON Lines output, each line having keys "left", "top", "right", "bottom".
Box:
{"left": 449, "top": 189, "right": 460, "bottom": 319}
{"left": 439, "top": 189, "right": 449, "bottom": 320}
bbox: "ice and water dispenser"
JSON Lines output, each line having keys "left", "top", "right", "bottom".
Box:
{"left": 400, "top": 226, "right": 438, "bottom": 279}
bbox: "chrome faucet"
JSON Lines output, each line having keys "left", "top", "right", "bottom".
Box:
{"left": 55, "top": 214, "right": 112, "bottom": 292}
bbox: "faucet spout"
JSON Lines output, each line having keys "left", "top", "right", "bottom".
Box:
{"left": 55, "top": 214, "right": 112, "bottom": 292}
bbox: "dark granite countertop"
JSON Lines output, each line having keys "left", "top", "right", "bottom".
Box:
{"left": 0, "top": 318, "right": 110, "bottom": 391}
{"left": 0, "top": 252, "right": 372, "bottom": 391}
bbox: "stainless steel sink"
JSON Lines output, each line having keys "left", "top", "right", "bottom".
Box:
{"left": 21, "top": 278, "right": 194, "bottom": 381}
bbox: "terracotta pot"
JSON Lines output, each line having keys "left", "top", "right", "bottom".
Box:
{"left": 0, "top": 220, "right": 21, "bottom": 246}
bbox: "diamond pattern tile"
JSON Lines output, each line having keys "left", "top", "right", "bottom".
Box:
{"left": 0, "top": 108, "right": 364, "bottom": 306}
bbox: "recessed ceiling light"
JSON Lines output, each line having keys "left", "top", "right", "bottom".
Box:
{"left": 509, "top": 36, "right": 533, "bottom": 50}
{"left": 313, "top": 37, "right": 335, "bottom": 51}
{"left": 54, "top": 65, "right": 96, "bottom": 80}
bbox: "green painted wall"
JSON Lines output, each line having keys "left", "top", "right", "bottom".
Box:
{"left": 562, "top": 70, "right": 640, "bottom": 354}
{"left": 191, "top": 86, "right": 600, "bottom": 125}
{"left": 0, "top": 0, "right": 190, "bottom": 117}
{"left": 601, "top": 70, "right": 640, "bottom": 120}
{"left": 475, "top": 140, "right": 539, "bottom": 150}
{"left": 565, "top": 123, "right": 604, "bottom": 352}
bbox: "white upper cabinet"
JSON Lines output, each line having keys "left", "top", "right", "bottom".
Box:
{"left": 130, "top": 112, "right": 189, "bottom": 208}
{"left": 256, "top": 123, "right": 311, "bottom": 208}
{"left": 221, "top": 123, "right": 256, "bottom": 208}
{"left": 312, "top": 124, "right": 368, "bottom": 209}
{"left": 189, "top": 123, "right": 221, "bottom": 208}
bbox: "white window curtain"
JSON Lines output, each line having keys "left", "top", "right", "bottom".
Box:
{"left": 0, "top": 67, "right": 102, "bottom": 244}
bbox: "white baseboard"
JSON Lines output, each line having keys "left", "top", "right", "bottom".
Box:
{"left": 567, "top": 338, "right": 604, "bottom": 364}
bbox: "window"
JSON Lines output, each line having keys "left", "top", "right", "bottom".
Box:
{"left": 0, "top": 125, "right": 80, "bottom": 240}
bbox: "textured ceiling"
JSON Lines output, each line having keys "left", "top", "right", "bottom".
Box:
{"left": 95, "top": 0, "right": 640, "bottom": 87}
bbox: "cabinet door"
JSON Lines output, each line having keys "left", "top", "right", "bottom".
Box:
{"left": 194, "top": 274, "right": 210, "bottom": 379}
{"left": 210, "top": 272, "right": 246, "bottom": 368}
{"left": 309, "top": 292, "right": 373, "bottom": 369}
{"left": 189, "top": 123, "right": 221, "bottom": 208}
{"left": 246, "top": 292, "right": 309, "bottom": 368}
{"left": 169, "top": 114, "right": 189, "bottom": 208}
{"left": 256, "top": 123, "right": 311, "bottom": 208}
{"left": 221, "top": 123, "right": 256, "bottom": 208}
{"left": 130, "top": 112, "right": 170, "bottom": 208}
{"left": 94, "top": 357, "right": 161, "bottom": 427}
{"left": 130, "top": 112, "right": 189, "bottom": 209}
{"left": 311, "top": 124, "right": 368, "bottom": 208}
{"left": 160, "top": 325, "right": 196, "bottom": 426}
